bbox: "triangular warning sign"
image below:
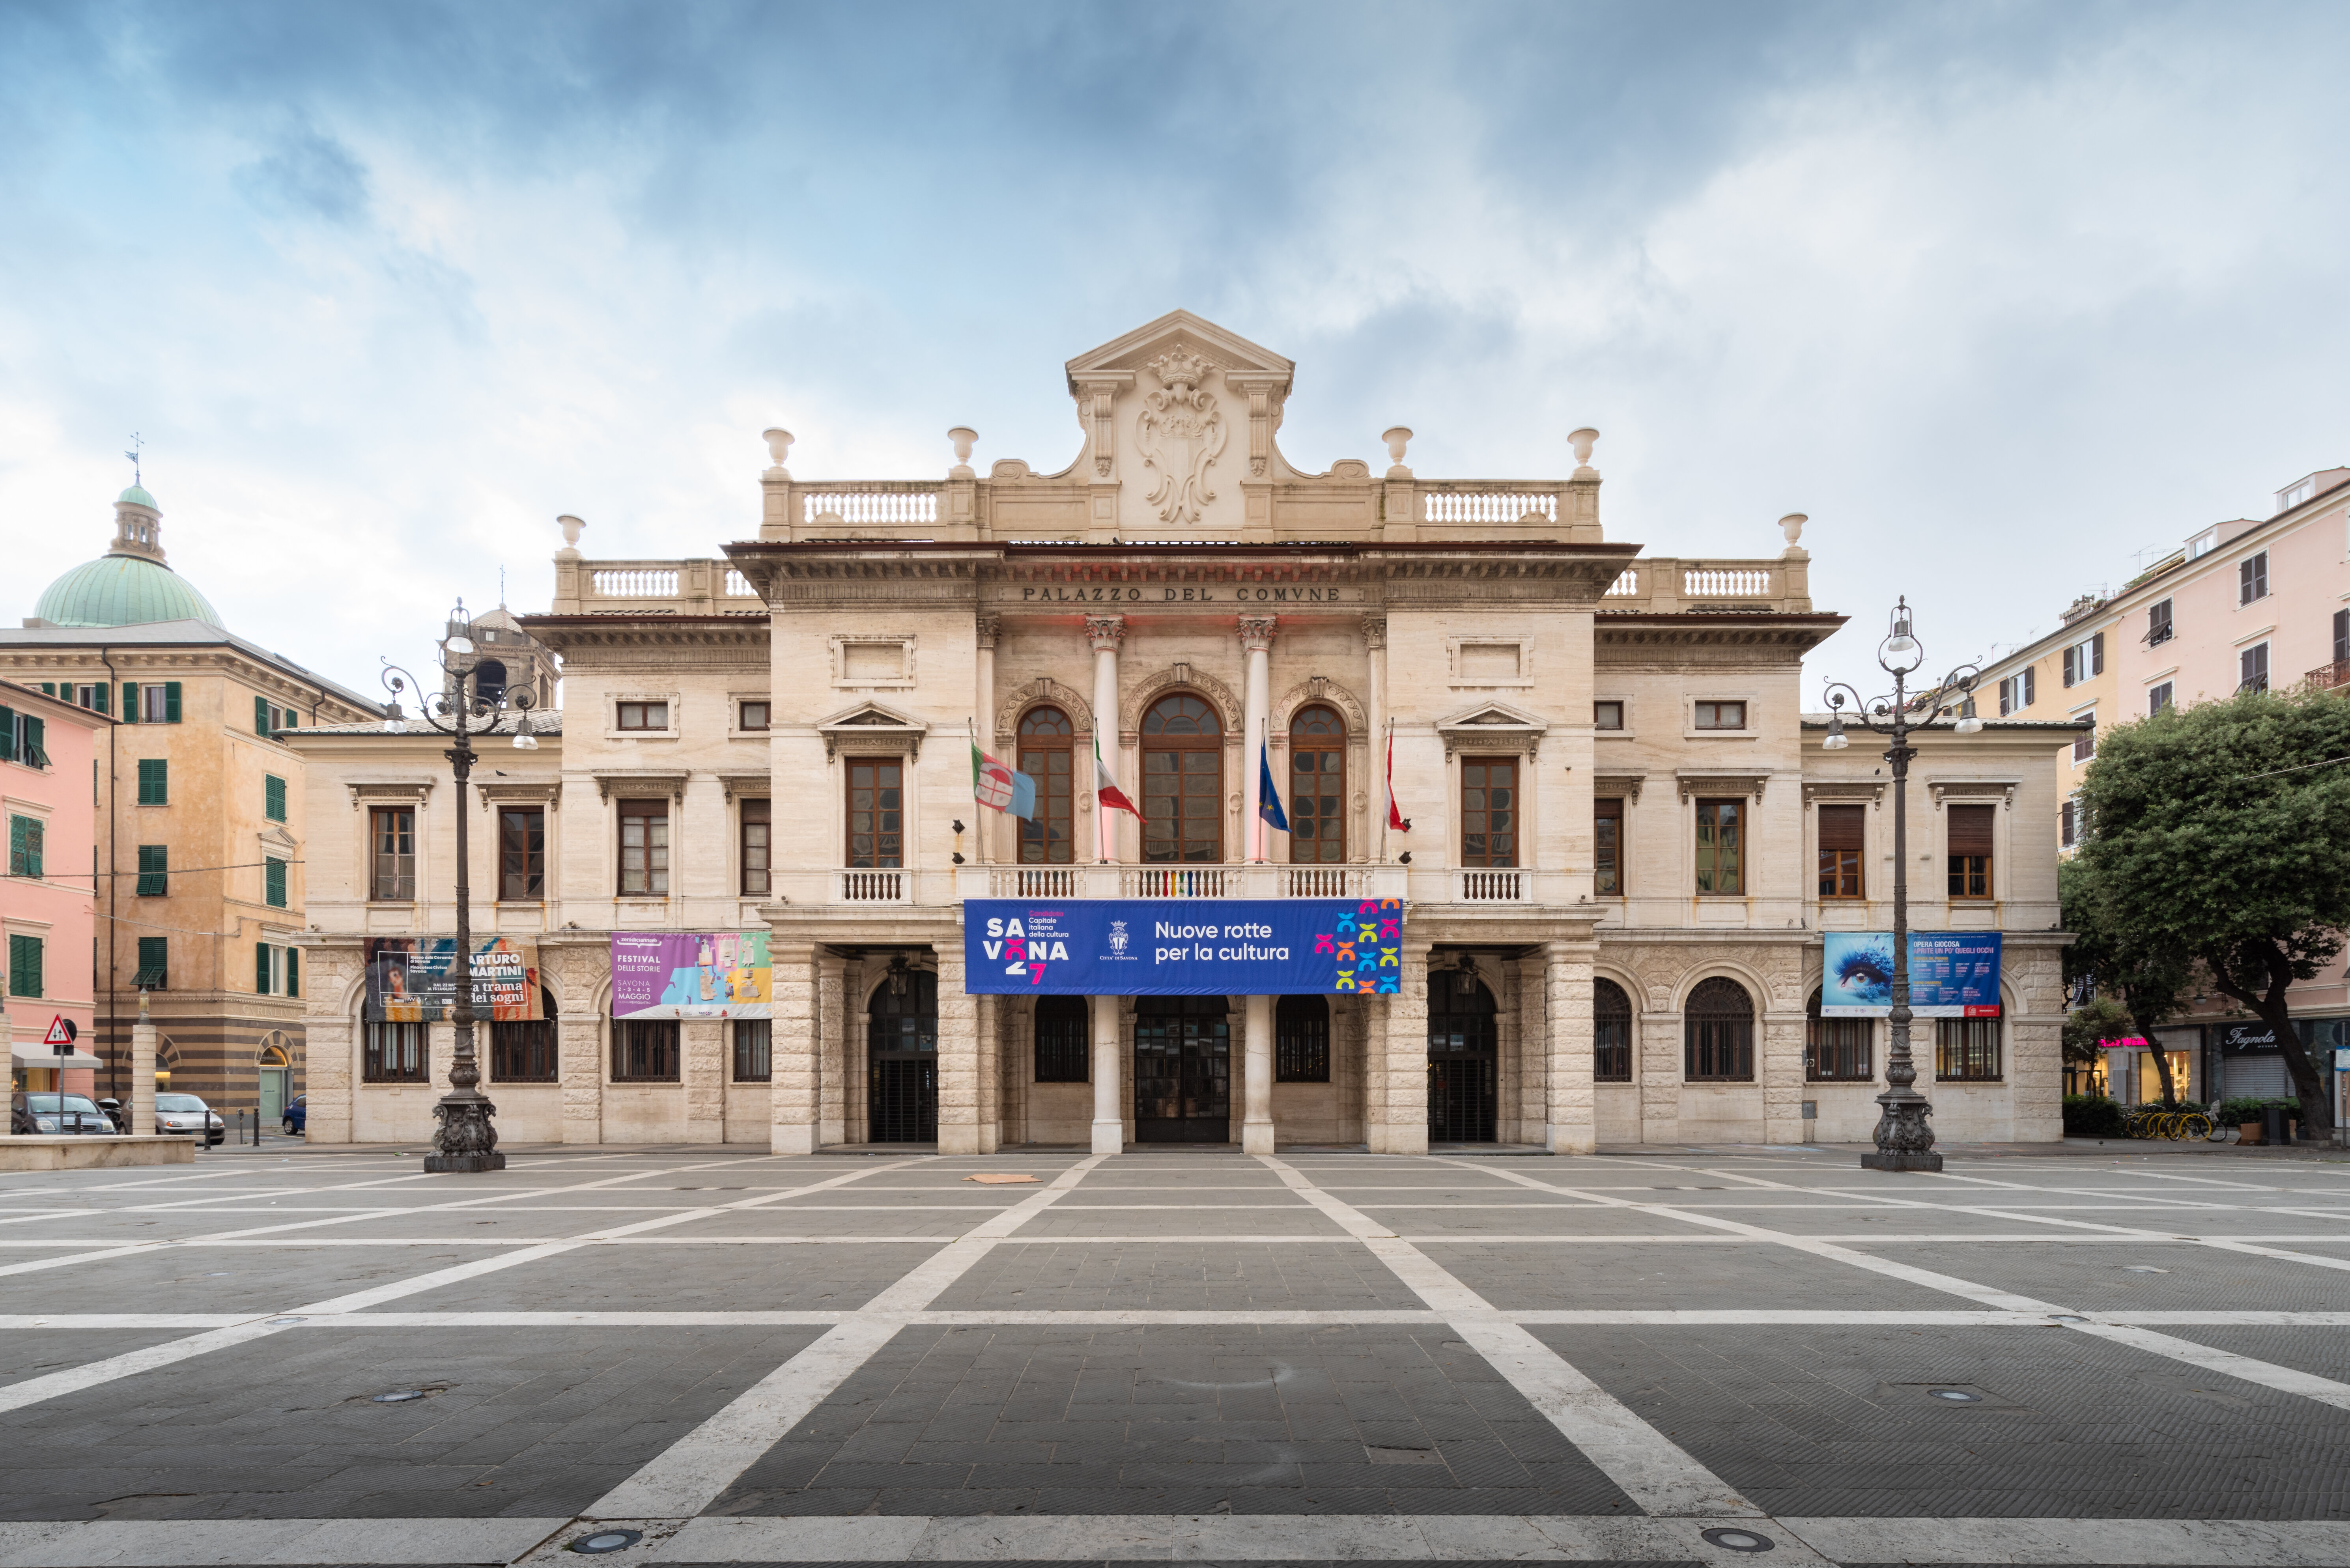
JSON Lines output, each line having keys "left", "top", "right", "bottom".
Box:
{"left": 42, "top": 1015, "right": 75, "bottom": 1046}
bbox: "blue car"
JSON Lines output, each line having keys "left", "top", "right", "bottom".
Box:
{"left": 283, "top": 1093, "right": 306, "bottom": 1136}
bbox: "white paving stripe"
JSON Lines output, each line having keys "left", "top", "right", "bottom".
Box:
{"left": 1258, "top": 1154, "right": 1756, "bottom": 1520}
{"left": 584, "top": 1152, "right": 1112, "bottom": 1520}
{"left": 1779, "top": 1515, "right": 2350, "bottom": 1565}
{"left": 0, "top": 1320, "right": 291, "bottom": 1417}
{"left": 0, "top": 1515, "right": 570, "bottom": 1566}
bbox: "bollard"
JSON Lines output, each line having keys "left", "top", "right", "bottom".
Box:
{"left": 2263, "top": 1105, "right": 2288, "bottom": 1147}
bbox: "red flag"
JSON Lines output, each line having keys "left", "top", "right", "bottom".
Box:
{"left": 1094, "top": 731, "right": 1142, "bottom": 820}
{"left": 1385, "top": 722, "right": 1409, "bottom": 831}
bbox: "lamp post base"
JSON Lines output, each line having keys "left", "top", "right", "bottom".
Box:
{"left": 428, "top": 1094, "right": 503, "bottom": 1174}
{"left": 424, "top": 1152, "right": 508, "bottom": 1173}
{"left": 1859, "top": 1149, "right": 1944, "bottom": 1172}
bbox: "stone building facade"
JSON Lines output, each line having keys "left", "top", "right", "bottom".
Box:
{"left": 293, "top": 312, "right": 2067, "bottom": 1152}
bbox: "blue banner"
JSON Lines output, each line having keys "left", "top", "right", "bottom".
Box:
{"left": 964, "top": 899, "right": 1403, "bottom": 996}
{"left": 1822, "top": 931, "right": 2002, "bottom": 1018}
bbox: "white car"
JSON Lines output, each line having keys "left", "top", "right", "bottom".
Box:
{"left": 155, "top": 1092, "right": 225, "bottom": 1145}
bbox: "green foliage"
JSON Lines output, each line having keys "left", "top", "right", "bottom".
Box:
{"left": 2061, "top": 1094, "right": 2128, "bottom": 1137}
{"left": 2217, "top": 1096, "right": 2300, "bottom": 1123}
{"left": 2060, "top": 997, "right": 2134, "bottom": 1063}
{"left": 2130, "top": 1099, "right": 2208, "bottom": 1114}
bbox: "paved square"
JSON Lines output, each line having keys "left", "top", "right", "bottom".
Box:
{"left": 1, "top": 1142, "right": 2348, "bottom": 1566}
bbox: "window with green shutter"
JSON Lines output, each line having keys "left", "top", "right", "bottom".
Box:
{"left": 256, "top": 941, "right": 272, "bottom": 994}
{"left": 265, "top": 856, "right": 288, "bottom": 908}
{"left": 135, "top": 935, "right": 168, "bottom": 989}
{"left": 19, "top": 716, "right": 45, "bottom": 768}
{"left": 138, "top": 758, "right": 168, "bottom": 805}
{"left": 0, "top": 706, "right": 14, "bottom": 762}
{"left": 8, "top": 815, "right": 40, "bottom": 879}
{"left": 122, "top": 682, "right": 138, "bottom": 723}
{"left": 264, "top": 774, "right": 287, "bottom": 821}
{"left": 255, "top": 695, "right": 271, "bottom": 736}
{"left": 7, "top": 933, "right": 41, "bottom": 998}
{"left": 287, "top": 946, "right": 300, "bottom": 997}
{"left": 164, "top": 682, "right": 181, "bottom": 723}
{"left": 136, "top": 844, "right": 168, "bottom": 896}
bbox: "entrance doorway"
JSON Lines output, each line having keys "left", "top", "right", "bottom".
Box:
{"left": 1135, "top": 994, "right": 1230, "bottom": 1142}
{"left": 1429, "top": 968, "right": 1498, "bottom": 1143}
{"left": 257, "top": 1037, "right": 292, "bottom": 1126}
{"left": 867, "top": 964, "right": 938, "bottom": 1143}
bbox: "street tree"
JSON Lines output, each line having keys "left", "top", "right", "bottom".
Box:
{"left": 2060, "top": 859, "right": 2193, "bottom": 1105}
{"left": 2071, "top": 686, "right": 2350, "bottom": 1135}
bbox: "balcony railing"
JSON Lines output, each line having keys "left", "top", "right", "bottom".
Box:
{"left": 1597, "top": 555, "right": 1812, "bottom": 614}
{"left": 966, "top": 864, "right": 1406, "bottom": 901}
{"left": 2306, "top": 658, "right": 2350, "bottom": 692}
{"left": 802, "top": 485, "right": 942, "bottom": 526}
{"left": 835, "top": 869, "right": 908, "bottom": 903}
{"left": 1421, "top": 486, "right": 1560, "bottom": 524}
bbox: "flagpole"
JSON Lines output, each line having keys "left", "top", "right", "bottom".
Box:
{"left": 1380, "top": 717, "right": 1391, "bottom": 864}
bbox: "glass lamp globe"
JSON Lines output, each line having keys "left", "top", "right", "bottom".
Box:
{"left": 1822, "top": 730, "right": 1850, "bottom": 750}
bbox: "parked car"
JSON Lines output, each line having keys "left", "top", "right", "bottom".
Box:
{"left": 155, "top": 1092, "right": 225, "bottom": 1145}
{"left": 97, "top": 1098, "right": 127, "bottom": 1132}
{"left": 283, "top": 1094, "right": 306, "bottom": 1136}
{"left": 22, "top": 1093, "right": 122, "bottom": 1135}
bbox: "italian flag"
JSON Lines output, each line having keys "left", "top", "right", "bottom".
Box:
{"left": 1095, "top": 731, "right": 1142, "bottom": 821}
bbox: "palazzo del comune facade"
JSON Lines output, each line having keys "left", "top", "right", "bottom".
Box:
{"left": 291, "top": 312, "right": 2070, "bottom": 1153}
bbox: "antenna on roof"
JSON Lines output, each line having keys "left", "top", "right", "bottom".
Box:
{"left": 124, "top": 432, "right": 144, "bottom": 487}
{"left": 499, "top": 566, "right": 506, "bottom": 607}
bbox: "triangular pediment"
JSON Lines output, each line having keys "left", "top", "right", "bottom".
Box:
{"left": 1065, "top": 310, "right": 1293, "bottom": 390}
{"left": 821, "top": 700, "right": 923, "bottom": 730}
{"left": 1438, "top": 699, "right": 1547, "bottom": 731}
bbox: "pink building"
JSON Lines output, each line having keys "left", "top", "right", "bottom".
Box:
{"left": 2, "top": 679, "right": 109, "bottom": 1097}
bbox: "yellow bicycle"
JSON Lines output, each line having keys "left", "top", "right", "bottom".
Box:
{"left": 2126, "top": 1107, "right": 2215, "bottom": 1141}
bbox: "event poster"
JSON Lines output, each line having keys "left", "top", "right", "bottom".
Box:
{"left": 363, "top": 937, "right": 541, "bottom": 1022}
{"left": 610, "top": 931, "right": 772, "bottom": 1019}
{"left": 963, "top": 899, "right": 1403, "bottom": 996}
{"left": 1821, "top": 931, "right": 2002, "bottom": 1018}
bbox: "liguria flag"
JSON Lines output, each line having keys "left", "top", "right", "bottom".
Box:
{"left": 971, "top": 740, "right": 1037, "bottom": 820}
{"left": 1094, "top": 731, "right": 1143, "bottom": 819}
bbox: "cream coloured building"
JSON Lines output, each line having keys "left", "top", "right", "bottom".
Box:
{"left": 293, "top": 312, "right": 2067, "bottom": 1153}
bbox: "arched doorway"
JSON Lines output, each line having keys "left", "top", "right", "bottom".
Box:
{"left": 1289, "top": 705, "right": 1345, "bottom": 862}
{"left": 1017, "top": 706, "right": 1076, "bottom": 863}
{"left": 1428, "top": 963, "right": 1498, "bottom": 1142}
{"left": 1141, "top": 694, "right": 1223, "bottom": 863}
{"left": 1134, "top": 994, "right": 1229, "bottom": 1142}
{"left": 257, "top": 1035, "right": 292, "bottom": 1123}
{"left": 867, "top": 962, "right": 938, "bottom": 1143}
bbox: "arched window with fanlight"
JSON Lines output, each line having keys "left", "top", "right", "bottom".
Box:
{"left": 1142, "top": 694, "right": 1223, "bottom": 863}
{"left": 1016, "top": 706, "right": 1075, "bottom": 864}
{"left": 1595, "top": 978, "right": 1633, "bottom": 1083}
{"left": 1684, "top": 977, "right": 1755, "bottom": 1081}
{"left": 1289, "top": 705, "right": 1346, "bottom": 862}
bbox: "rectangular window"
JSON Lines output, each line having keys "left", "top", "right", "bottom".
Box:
{"left": 1817, "top": 803, "right": 1865, "bottom": 899}
{"left": 370, "top": 807, "right": 415, "bottom": 900}
{"left": 1694, "top": 798, "right": 1743, "bottom": 895}
{"left": 7, "top": 934, "right": 41, "bottom": 998}
{"left": 618, "top": 799, "right": 671, "bottom": 894}
{"left": 254, "top": 942, "right": 297, "bottom": 997}
{"left": 1594, "top": 797, "right": 1623, "bottom": 896}
{"left": 1593, "top": 700, "right": 1624, "bottom": 731}
{"left": 1594, "top": 1002, "right": 1631, "bottom": 1083}
{"left": 145, "top": 683, "right": 179, "bottom": 723}
{"left": 2147, "top": 599, "right": 2173, "bottom": 646}
{"left": 844, "top": 759, "right": 903, "bottom": 868}
{"left": 1460, "top": 757, "right": 1518, "bottom": 868}
{"left": 2061, "top": 798, "right": 2079, "bottom": 849}
{"left": 8, "top": 814, "right": 42, "bottom": 879}
{"left": 254, "top": 694, "right": 272, "bottom": 736}
{"left": 731, "top": 1019, "right": 772, "bottom": 1082}
{"left": 2240, "top": 551, "right": 2268, "bottom": 604}
{"left": 6, "top": 711, "right": 47, "bottom": 768}
{"left": 2149, "top": 682, "right": 2174, "bottom": 715}
{"left": 2073, "top": 715, "right": 2096, "bottom": 763}
{"left": 615, "top": 700, "right": 669, "bottom": 731}
{"left": 73, "top": 682, "right": 107, "bottom": 713}
{"left": 738, "top": 700, "right": 770, "bottom": 732}
{"left": 135, "top": 935, "right": 168, "bottom": 989}
{"left": 137, "top": 758, "right": 167, "bottom": 805}
{"left": 739, "top": 798, "right": 771, "bottom": 896}
{"left": 362, "top": 1020, "right": 428, "bottom": 1083}
{"left": 2241, "top": 642, "right": 2270, "bottom": 693}
{"left": 1033, "top": 997, "right": 1088, "bottom": 1083}
{"left": 500, "top": 807, "right": 545, "bottom": 901}
{"left": 1936, "top": 1017, "right": 2002, "bottom": 1081}
{"left": 1275, "top": 996, "right": 1330, "bottom": 1083}
{"left": 136, "top": 844, "right": 167, "bottom": 897}
{"left": 1947, "top": 803, "right": 1994, "bottom": 899}
{"left": 1693, "top": 700, "right": 1746, "bottom": 730}
{"left": 264, "top": 773, "right": 287, "bottom": 821}
{"left": 611, "top": 1018, "right": 680, "bottom": 1082}
{"left": 264, "top": 857, "right": 288, "bottom": 909}
{"left": 492, "top": 1015, "right": 559, "bottom": 1083}
{"left": 1807, "top": 1013, "right": 1872, "bottom": 1082}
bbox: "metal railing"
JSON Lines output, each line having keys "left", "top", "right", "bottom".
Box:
{"left": 2305, "top": 658, "right": 2350, "bottom": 691}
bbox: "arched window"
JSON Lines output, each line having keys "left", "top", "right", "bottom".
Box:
{"left": 1595, "top": 978, "right": 1632, "bottom": 1083}
{"left": 1035, "top": 994, "right": 1088, "bottom": 1083}
{"left": 493, "top": 987, "right": 559, "bottom": 1083}
{"left": 1142, "top": 694, "right": 1223, "bottom": 863}
{"left": 1289, "top": 705, "right": 1345, "bottom": 863}
{"left": 1017, "top": 706, "right": 1075, "bottom": 864}
{"left": 1275, "top": 994, "right": 1329, "bottom": 1082}
{"left": 869, "top": 965, "right": 939, "bottom": 1143}
{"left": 1806, "top": 987, "right": 1872, "bottom": 1082}
{"left": 472, "top": 660, "right": 508, "bottom": 704}
{"left": 1684, "top": 977, "right": 1754, "bottom": 1082}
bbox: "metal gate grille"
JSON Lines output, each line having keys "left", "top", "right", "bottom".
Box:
{"left": 1429, "top": 1057, "right": 1496, "bottom": 1143}
{"left": 1134, "top": 995, "right": 1230, "bottom": 1142}
{"left": 869, "top": 1058, "right": 937, "bottom": 1143}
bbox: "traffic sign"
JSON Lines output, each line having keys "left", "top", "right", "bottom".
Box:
{"left": 42, "top": 1015, "right": 77, "bottom": 1051}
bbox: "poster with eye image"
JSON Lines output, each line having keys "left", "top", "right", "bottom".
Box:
{"left": 363, "top": 937, "right": 542, "bottom": 1022}
{"left": 1821, "top": 932, "right": 2001, "bottom": 1018}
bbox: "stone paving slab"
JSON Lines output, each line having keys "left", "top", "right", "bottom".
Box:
{"left": 928, "top": 1245, "right": 1427, "bottom": 1312}
{"left": 383, "top": 1245, "right": 948, "bottom": 1313}
{"left": 1414, "top": 1243, "right": 1967, "bottom": 1312}
{"left": 1852, "top": 1241, "right": 2348, "bottom": 1311}
{"left": 0, "top": 1246, "right": 483, "bottom": 1314}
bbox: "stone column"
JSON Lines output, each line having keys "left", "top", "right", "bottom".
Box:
{"left": 975, "top": 615, "right": 998, "bottom": 864}
{"left": 1090, "top": 993, "right": 1123, "bottom": 1154}
{"left": 768, "top": 941, "right": 817, "bottom": 1154}
{"left": 1515, "top": 957, "right": 1547, "bottom": 1145}
{"left": 1241, "top": 993, "right": 1274, "bottom": 1153}
{"left": 935, "top": 945, "right": 979, "bottom": 1154}
{"left": 560, "top": 959, "right": 604, "bottom": 1144}
{"left": 1085, "top": 616, "right": 1125, "bottom": 865}
{"left": 681, "top": 1021, "right": 726, "bottom": 1143}
{"left": 1375, "top": 942, "right": 1433, "bottom": 1154}
{"left": 1545, "top": 940, "right": 1597, "bottom": 1154}
{"left": 1239, "top": 616, "right": 1277, "bottom": 862}
{"left": 130, "top": 990, "right": 159, "bottom": 1143}
{"left": 1761, "top": 988, "right": 1807, "bottom": 1144}
{"left": 816, "top": 953, "right": 846, "bottom": 1148}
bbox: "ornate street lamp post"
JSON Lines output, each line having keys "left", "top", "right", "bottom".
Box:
{"left": 382, "top": 602, "right": 543, "bottom": 1174}
{"left": 1819, "top": 597, "right": 1982, "bottom": 1174}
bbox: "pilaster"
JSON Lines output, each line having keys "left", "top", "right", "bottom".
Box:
{"left": 816, "top": 953, "right": 846, "bottom": 1148}
{"left": 682, "top": 1020, "right": 726, "bottom": 1143}
{"left": 769, "top": 941, "right": 817, "bottom": 1154}
{"left": 1545, "top": 939, "right": 1597, "bottom": 1154}
{"left": 935, "top": 945, "right": 979, "bottom": 1154}
{"left": 1761, "top": 1007, "right": 1807, "bottom": 1144}
{"left": 1377, "top": 942, "right": 1432, "bottom": 1154}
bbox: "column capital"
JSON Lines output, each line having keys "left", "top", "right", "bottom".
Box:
{"left": 1236, "top": 614, "right": 1280, "bottom": 653}
{"left": 1360, "top": 614, "right": 1387, "bottom": 651}
{"left": 975, "top": 613, "right": 1001, "bottom": 650}
{"left": 1084, "top": 614, "right": 1127, "bottom": 651}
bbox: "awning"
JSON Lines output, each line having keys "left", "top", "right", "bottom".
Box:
{"left": 12, "top": 1047, "right": 105, "bottom": 1071}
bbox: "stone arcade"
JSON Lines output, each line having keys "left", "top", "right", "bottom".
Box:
{"left": 291, "top": 312, "right": 2070, "bottom": 1153}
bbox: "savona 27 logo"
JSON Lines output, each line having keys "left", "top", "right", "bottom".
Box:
{"left": 980, "top": 916, "right": 1067, "bottom": 986}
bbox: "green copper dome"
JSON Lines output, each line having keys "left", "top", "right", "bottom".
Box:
{"left": 118, "top": 484, "right": 157, "bottom": 509}
{"left": 35, "top": 553, "right": 222, "bottom": 629}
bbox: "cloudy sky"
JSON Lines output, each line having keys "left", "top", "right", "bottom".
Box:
{"left": 4, "top": 0, "right": 2346, "bottom": 703}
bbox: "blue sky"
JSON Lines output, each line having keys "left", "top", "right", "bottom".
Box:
{"left": 4, "top": 0, "right": 2347, "bottom": 702}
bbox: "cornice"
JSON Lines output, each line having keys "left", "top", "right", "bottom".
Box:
{"left": 0, "top": 647, "right": 379, "bottom": 722}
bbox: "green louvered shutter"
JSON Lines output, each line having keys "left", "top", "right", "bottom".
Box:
{"left": 92, "top": 683, "right": 108, "bottom": 716}
{"left": 286, "top": 947, "right": 299, "bottom": 998}
{"left": 21, "top": 717, "right": 43, "bottom": 767}
{"left": 264, "top": 775, "right": 286, "bottom": 821}
{"left": 0, "top": 706, "right": 14, "bottom": 762}
{"left": 138, "top": 759, "right": 167, "bottom": 805}
{"left": 265, "top": 857, "right": 287, "bottom": 908}
{"left": 254, "top": 695, "right": 271, "bottom": 736}
{"left": 164, "top": 683, "right": 181, "bottom": 722}
{"left": 136, "top": 844, "right": 166, "bottom": 896}
{"left": 256, "top": 942, "right": 272, "bottom": 995}
{"left": 21, "top": 819, "right": 38, "bottom": 881}
{"left": 122, "top": 682, "right": 138, "bottom": 722}
{"left": 7, "top": 816, "right": 24, "bottom": 877}
{"left": 39, "top": 682, "right": 55, "bottom": 697}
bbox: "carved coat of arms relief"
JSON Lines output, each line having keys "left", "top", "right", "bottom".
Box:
{"left": 1135, "top": 348, "right": 1228, "bottom": 526}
